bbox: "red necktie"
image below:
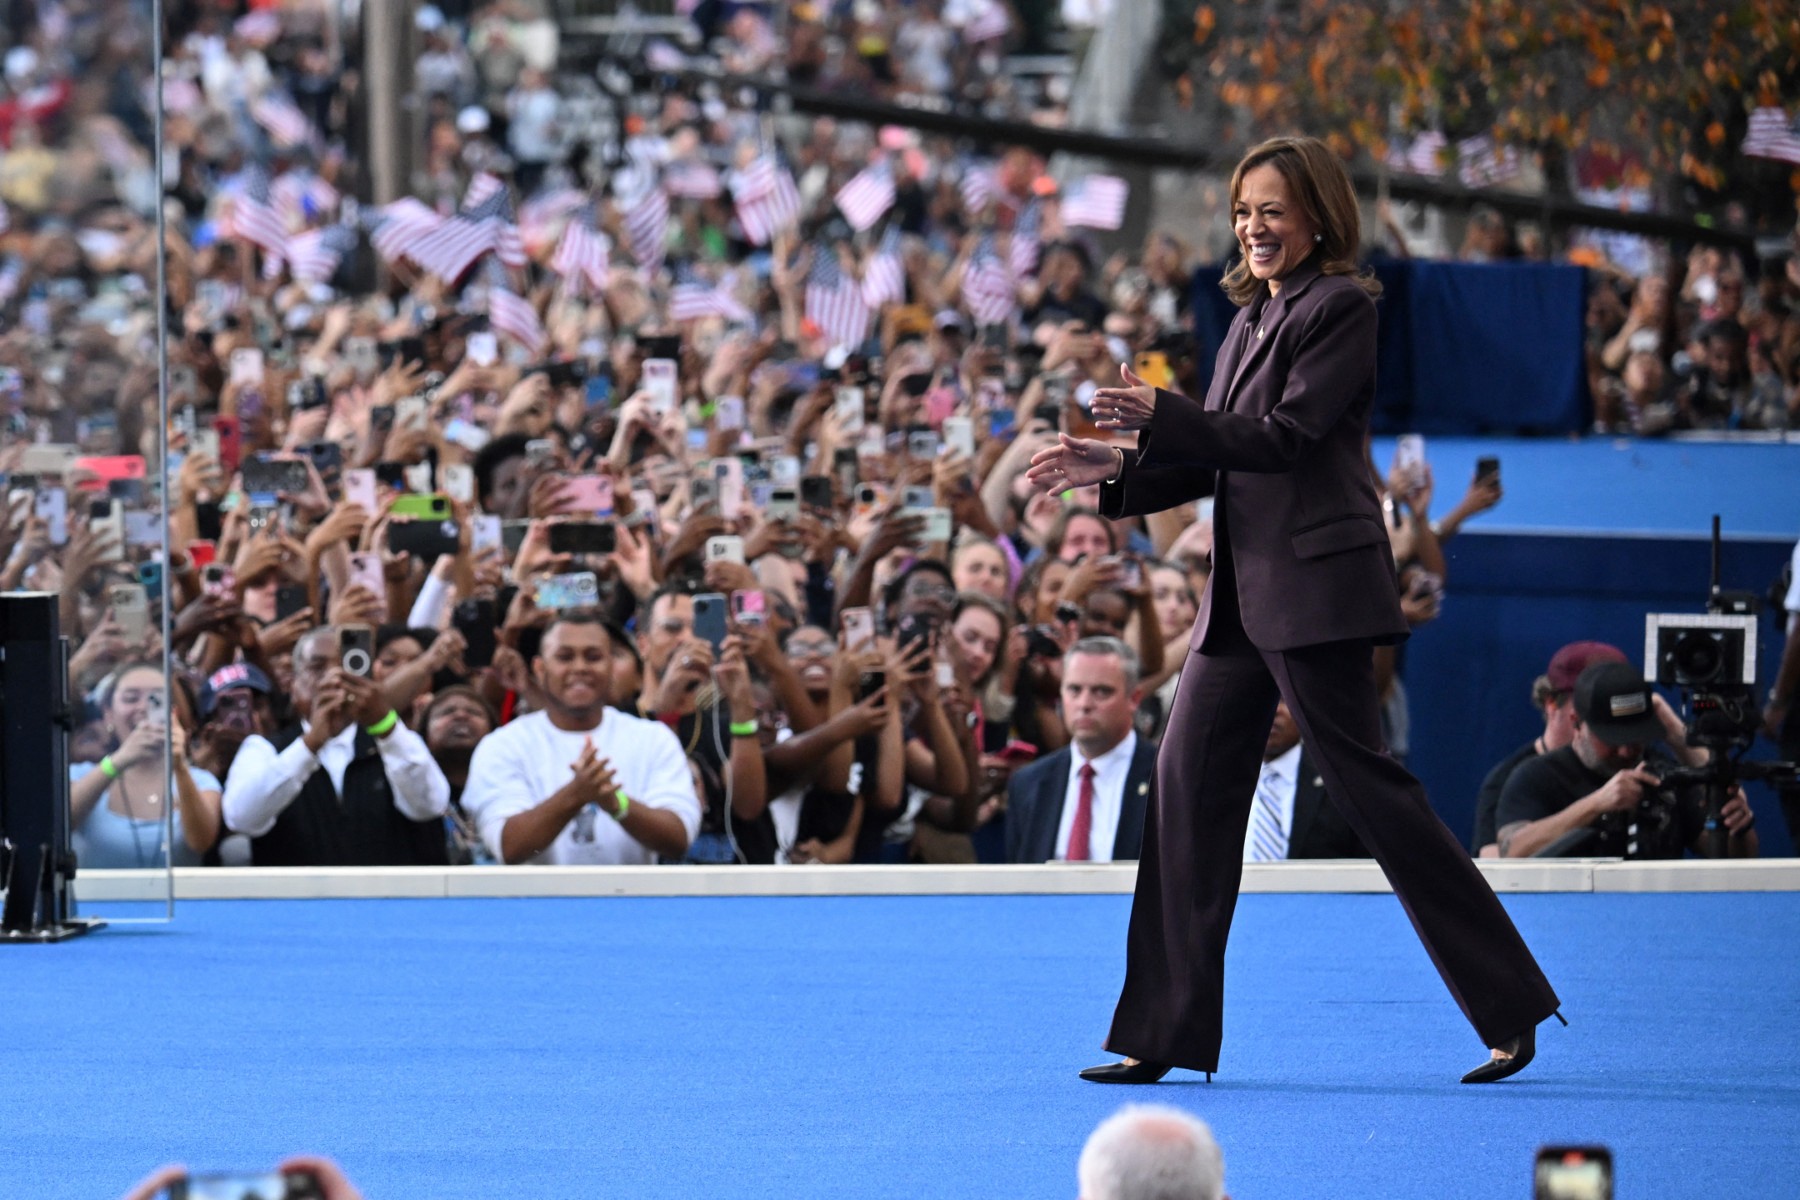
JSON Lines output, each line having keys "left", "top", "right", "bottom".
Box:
{"left": 1068, "top": 763, "right": 1096, "bottom": 861}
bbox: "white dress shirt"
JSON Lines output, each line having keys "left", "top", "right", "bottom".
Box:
{"left": 1241, "top": 743, "right": 1302, "bottom": 862}
{"left": 459, "top": 707, "right": 702, "bottom": 865}
{"left": 1053, "top": 730, "right": 1138, "bottom": 862}
{"left": 223, "top": 721, "right": 450, "bottom": 838}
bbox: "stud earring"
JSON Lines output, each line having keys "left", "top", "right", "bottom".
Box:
{"left": 1314, "top": 233, "right": 1323, "bottom": 243}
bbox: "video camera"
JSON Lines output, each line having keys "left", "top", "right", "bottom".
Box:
{"left": 1640, "top": 517, "right": 1797, "bottom": 855}
{"left": 1646, "top": 609, "right": 1760, "bottom": 750}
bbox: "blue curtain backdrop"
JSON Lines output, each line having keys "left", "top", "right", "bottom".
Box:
{"left": 1189, "top": 260, "right": 1590, "bottom": 434}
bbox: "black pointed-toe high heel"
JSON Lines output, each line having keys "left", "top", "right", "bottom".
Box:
{"left": 1078, "top": 1059, "right": 1183, "bottom": 1084}
{"left": 1462, "top": 1011, "right": 1565, "bottom": 1084}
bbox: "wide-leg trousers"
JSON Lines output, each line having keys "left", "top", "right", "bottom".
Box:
{"left": 1102, "top": 621, "right": 1561, "bottom": 1073}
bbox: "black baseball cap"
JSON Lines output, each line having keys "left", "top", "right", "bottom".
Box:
{"left": 1572, "top": 662, "right": 1663, "bottom": 745}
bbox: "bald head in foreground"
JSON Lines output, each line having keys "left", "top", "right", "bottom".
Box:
{"left": 1078, "top": 1104, "right": 1228, "bottom": 1200}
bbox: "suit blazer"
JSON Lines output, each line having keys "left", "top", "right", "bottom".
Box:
{"left": 1004, "top": 739, "right": 1156, "bottom": 864}
{"left": 1100, "top": 256, "right": 1408, "bottom": 653}
{"left": 1286, "top": 749, "right": 1370, "bottom": 859}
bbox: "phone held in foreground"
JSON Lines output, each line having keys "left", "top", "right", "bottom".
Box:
{"left": 453, "top": 598, "right": 498, "bottom": 668}
{"left": 346, "top": 552, "right": 388, "bottom": 619}
{"left": 731, "top": 589, "right": 765, "bottom": 626}
{"left": 109, "top": 583, "right": 149, "bottom": 643}
{"left": 548, "top": 520, "right": 616, "bottom": 556}
{"left": 1394, "top": 433, "right": 1426, "bottom": 491}
{"left": 1534, "top": 1146, "right": 1611, "bottom": 1200}
{"left": 692, "top": 592, "right": 729, "bottom": 650}
{"left": 159, "top": 1169, "right": 326, "bottom": 1200}
{"left": 642, "top": 357, "right": 678, "bottom": 415}
{"left": 705, "top": 535, "right": 745, "bottom": 566}
{"left": 339, "top": 625, "right": 375, "bottom": 677}
{"left": 535, "top": 571, "right": 598, "bottom": 611}
{"left": 841, "top": 606, "right": 874, "bottom": 653}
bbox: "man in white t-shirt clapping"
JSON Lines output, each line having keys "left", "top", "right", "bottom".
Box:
{"left": 461, "top": 612, "right": 701, "bottom": 864}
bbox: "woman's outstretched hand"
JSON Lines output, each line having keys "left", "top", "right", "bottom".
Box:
{"left": 1026, "top": 434, "right": 1125, "bottom": 493}
{"left": 1091, "top": 361, "right": 1157, "bottom": 430}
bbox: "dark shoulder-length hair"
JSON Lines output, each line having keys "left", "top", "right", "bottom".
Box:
{"left": 1220, "top": 136, "right": 1382, "bottom": 307}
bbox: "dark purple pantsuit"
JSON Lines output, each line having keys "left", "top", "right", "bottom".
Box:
{"left": 1096, "top": 258, "right": 1558, "bottom": 1072}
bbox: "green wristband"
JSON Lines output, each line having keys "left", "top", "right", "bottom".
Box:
{"left": 99, "top": 755, "right": 119, "bottom": 780}
{"left": 365, "top": 710, "right": 400, "bottom": 737}
{"left": 728, "top": 719, "right": 759, "bottom": 738}
{"left": 613, "top": 790, "right": 630, "bottom": 820}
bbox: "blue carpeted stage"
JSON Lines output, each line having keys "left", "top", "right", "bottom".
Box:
{"left": 8, "top": 893, "right": 1798, "bottom": 1199}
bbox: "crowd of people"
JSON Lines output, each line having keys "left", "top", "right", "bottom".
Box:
{"left": 1582, "top": 240, "right": 1800, "bottom": 435}
{"left": 1377, "top": 188, "right": 1800, "bottom": 437}
{"left": 0, "top": 0, "right": 1787, "bottom": 872}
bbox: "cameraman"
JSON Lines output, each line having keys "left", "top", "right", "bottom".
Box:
{"left": 1496, "top": 662, "right": 1758, "bottom": 859}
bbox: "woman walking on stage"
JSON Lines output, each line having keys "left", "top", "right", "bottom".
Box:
{"left": 1025, "top": 136, "right": 1562, "bottom": 1085}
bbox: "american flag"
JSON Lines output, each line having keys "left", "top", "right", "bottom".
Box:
{"left": 484, "top": 261, "right": 546, "bottom": 355}
{"left": 463, "top": 172, "right": 504, "bottom": 209}
{"left": 1062, "top": 175, "right": 1129, "bottom": 230}
{"left": 731, "top": 156, "right": 802, "bottom": 246}
{"left": 1743, "top": 107, "right": 1800, "bottom": 165}
{"left": 835, "top": 159, "right": 896, "bottom": 232}
{"left": 550, "top": 205, "right": 611, "bottom": 292}
{"left": 670, "top": 264, "right": 753, "bottom": 323}
{"left": 960, "top": 163, "right": 997, "bottom": 216}
{"left": 1456, "top": 135, "right": 1524, "bottom": 187}
{"left": 154, "top": 74, "right": 204, "bottom": 117}
{"left": 234, "top": 10, "right": 282, "bottom": 41}
{"left": 665, "top": 159, "right": 724, "bottom": 200}
{"left": 287, "top": 224, "right": 360, "bottom": 283}
{"left": 1386, "top": 131, "right": 1449, "bottom": 175}
{"left": 622, "top": 186, "right": 670, "bottom": 268}
{"left": 861, "top": 226, "right": 905, "bottom": 308}
{"left": 962, "top": 237, "right": 1016, "bottom": 328}
{"left": 465, "top": 173, "right": 527, "bottom": 267}
{"left": 222, "top": 163, "right": 289, "bottom": 257}
{"left": 272, "top": 170, "right": 339, "bottom": 228}
{"left": 249, "top": 92, "right": 316, "bottom": 149}
{"left": 407, "top": 175, "right": 523, "bottom": 282}
{"left": 519, "top": 186, "right": 587, "bottom": 248}
{"left": 1010, "top": 200, "right": 1042, "bottom": 278}
{"left": 963, "top": 0, "right": 1011, "bottom": 43}
{"left": 804, "top": 243, "right": 873, "bottom": 350}
{"left": 367, "top": 198, "right": 443, "bottom": 265}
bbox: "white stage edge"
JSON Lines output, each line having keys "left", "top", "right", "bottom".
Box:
{"left": 72, "top": 859, "right": 1800, "bottom": 902}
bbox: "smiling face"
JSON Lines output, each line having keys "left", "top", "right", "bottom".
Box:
{"left": 535, "top": 620, "right": 614, "bottom": 728}
{"left": 109, "top": 666, "right": 166, "bottom": 738}
{"left": 1232, "top": 163, "right": 1319, "bottom": 292}
{"left": 784, "top": 625, "right": 836, "bottom": 697}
